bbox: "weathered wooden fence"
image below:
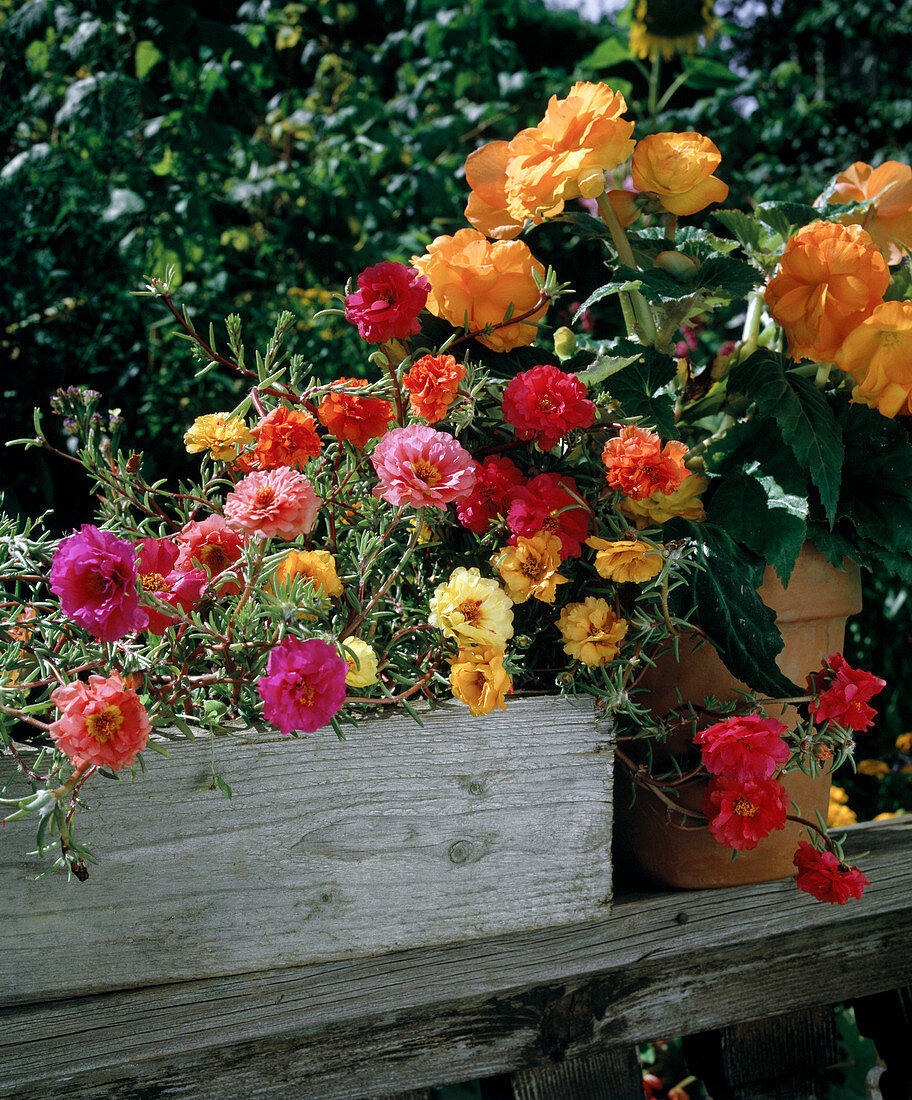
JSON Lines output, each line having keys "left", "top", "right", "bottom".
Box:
{"left": 2, "top": 818, "right": 910, "bottom": 1098}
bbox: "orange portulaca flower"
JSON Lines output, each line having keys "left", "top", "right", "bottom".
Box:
{"left": 402, "top": 353, "right": 466, "bottom": 423}
{"left": 764, "top": 221, "right": 889, "bottom": 363}
{"left": 557, "top": 597, "right": 628, "bottom": 668}
{"left": 464, "top": 82, "right": 634, "bottom": 239}
{"left": 827, "top": 161, "right": 912, "bottom": 265}
{"left": 412, "top": 228, "right": 548, "bottom": 353}
{"left": 631, "top": 132, "right": 728, "bottom": 216}
{"left": 834, "top": 300, "right": 912, "bottom": 418}
{"left": 449, "top": 646, "right": 512, "bottom": 717}
{"left": 493, "top": 531, "right": 568, "bottom": 604}
{"left": 586, "top": 536, "right": 664, "bottom": 583}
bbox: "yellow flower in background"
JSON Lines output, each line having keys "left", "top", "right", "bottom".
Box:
{"left": 493, "top": 532, "right": 568, "bottom": 605}
{"left": 449, "top": 646, "right": 512, "bottom": 717}
{"left": 856, "top": 759, "right": 891, "bottom": 778}
{"left": 342, "top": 637, "right": 378, "bottom": 688}
{"left": 895, "top": 733, "right": 912, "bottom": 754}
{"left": 632, "top": 132, "right": 729, "bottom": 217}
{"left": 429, "top": 566, "right": 514, "bottom": 648}
{"left": 874, "top": 811, "right": 904, "bottom": 821}
{"left": 557, "top": 597, "right": 628, "bottom": 667}
{"left": 629, "top": 0, "right": 717, "bottom": 62}
{"left": 827, "top": 786, "right": 858, "bottom": 828}
{"left": 587, "top": 536, "right": 664, "bottom": 583}
{"left": 183, "top": 413, "right": 253, "bottom": 461}
{"left": 616, "top": 472, "right": 707, "bottom": 529}
{"left": 272, "top": 550, "right": 343, "bottom": 600}
{"left": 834, "top": 300, "right": 912, "bottom": 418}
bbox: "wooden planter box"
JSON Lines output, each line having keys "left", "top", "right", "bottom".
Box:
{"left": 0, "top": 695, "right": 613, "bottom": 1006}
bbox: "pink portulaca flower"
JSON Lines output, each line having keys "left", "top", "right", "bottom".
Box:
{"left": 793, "top": 841, "right": 869, "bottom": 904}
{"left": 224, "top": 468, "right": 321, "bottom": 540}
{"left": 257, "top": 637, "right": 348, "bottom": 735}
{"left": 50, "top": 524, "right": 147, "bottom": 641}
{"left": 694, "top": 714, "right": 791, "bottom": 783}
{"left": 371, "top": 425, "right": 477, "bottom": 510}
{"left": 501, "top": 364, "right": 596, "bottom": 451}
{"left": 807, "top": 653, "right": 886, "bottom": 732}
{"left": 174, "top": 515, "right": 247, "bottom": 595}
{"left": 136, "top": 538, "right": 207, "bottom": 635}
{"left": 50, "top": 672, "right": 151, "bottom": 771}
{"left": 344, "top": 261, "right": 430, "bottom": 344}
{"left": 701, "top": 774, "right": 789, "bottom": 851}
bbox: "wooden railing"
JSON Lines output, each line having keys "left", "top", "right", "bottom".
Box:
{"left": 2, "top": 818, "right": 910, "bottom": 1099}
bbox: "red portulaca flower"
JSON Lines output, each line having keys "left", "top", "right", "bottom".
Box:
{"left": 370, "top": 425, "right": 477, "bottom": 509}
{"left": 135, "top": 538, "right": 207, "bottom": 636}
{"left": 224, "top": 468, "right": 322, "bottom": 540}
{"left": 455, "top": 455, "right": 526, "bottom": 534}
{"left": 701, "top": 774, "right": 789, "bottom": 850}
{"left": 506, "top": 472, "right": 590, "bottom": 558}
{"left": 257, "top": 637, "right": 348, "bottom": 735}
{"left": 50, "top": 524, "right": 147, "bottom": 641}
{"left": 793, "top": 841, "right": 869, "bottom": 904}
{"left": 344, "top": 261, "right": 430, "bottom": 344}
{"left": 694, "top": 714, "right": 791, "bottom": 783}
{"left": 807, "top": 653, "right": 886, "bottom": 732}
{"left": 501, "top": 364, "right": 596, "bottom": 451}
{"left": 602, "top": 425, "right": 690, "bottom": 499}
{"left": 50, "top": 672, "right": 151, "bottom": 771}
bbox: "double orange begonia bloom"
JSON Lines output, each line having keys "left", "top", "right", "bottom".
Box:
{"left": 631, "top": 132, "right": 729, "bottom": 217}
{"left": 827, "top": 161, "right": 912, "bottom": 265}
{"left": 764, "top": 221, "right": 889, "bottom": 363}
{"left": 835, "top": 300, "right": 912, "bottom": 418}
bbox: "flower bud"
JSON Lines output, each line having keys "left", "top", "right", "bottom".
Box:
{"left": 553, "top": 326, "right": 578, "bottom": 361}
{"left": 655, "top": 251, "right": 700, "bottom": 281}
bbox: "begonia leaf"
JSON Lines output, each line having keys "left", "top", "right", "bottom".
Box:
{"left": 602, "top": 341, "right": 678, "bottom": 438}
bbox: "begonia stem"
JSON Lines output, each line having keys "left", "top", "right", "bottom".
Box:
{"left": 595, "top": 193, "right": 658, "bottom": 345}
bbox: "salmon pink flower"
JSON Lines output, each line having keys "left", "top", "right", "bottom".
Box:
{"left": 501, "top": 364, "right": 596, "bottom": 451}
{"left": 50, "top": 525, "right": 147, "bottom": 641}
{"left": 602, "top": 426, "right": 690, "bottom": 499}
{"left": 174, "top": 516, "right": 246, "bottom": 595}
{"left": 694, "top": 714, "right": 791, "bottom": 783}
{"left": 506, "top": 472, "right": 590, "bottom": 557}
{"left": 136, "top": 538, "right": 207, "bottom": 635}
{"left": 50, "top": 672, "right": 151, "bottom": 771}
{"left": 344, "top": 261, "right": 430, "bottom": 344}
{"left": 807, "top": 653, "right": 886, "bottom": 732}
{"left": 456, "top": 455, "right": 526, "bottom": 534}
{"left": 793, "top": 841, "right": 869, "bottom": 903}
{"left": 257, "top": 637, "right": 348, "bottom": 736}
{"left": 224, "top": 468, "right": 321, "bottom": 540}
{"left": 371, "top": 425, "right": 477, "bottom": 510}
{"left": 317, "top": 378, "right": 395, "bottom": 450}
{"left": 701, "top": 775, "right": 789, "bottom": 850}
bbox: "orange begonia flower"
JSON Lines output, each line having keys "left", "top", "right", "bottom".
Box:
{"left": 464, "top": 82, "right": 634, "bottom": 239}
{"left": 764, "top": 221, "right": 889, "bottom": 363}
{"left": 402, "top": 353, "right": 466, "bottom": 423}
{"left": 827, "top": 161, "right": 912, "bottom": 265}
{"left": 412, "top": 228, "right": 548, "bottom": 353}
{"left": 834, "top": 300, "right": 912, "bottom": 418}
{"left": 251, "top": 405, "right": 321, "bottom": 470}
{"left": 631, "top": 132, "right": 728, "bottom": 216}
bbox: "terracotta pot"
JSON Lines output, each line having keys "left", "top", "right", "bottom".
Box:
{"left": 614, "top": 543, "right": 863, "bottom": 889}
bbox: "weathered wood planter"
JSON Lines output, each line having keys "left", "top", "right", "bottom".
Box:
{"left": 0, "top": 694, "right": 613, "bottom": 1006}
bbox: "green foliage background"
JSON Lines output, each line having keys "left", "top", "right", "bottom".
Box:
{"left": 2, "top": 0, "right": 912, "bottom": 816}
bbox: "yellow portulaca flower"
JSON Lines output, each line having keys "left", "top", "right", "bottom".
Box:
{"left": 856, "top": 759, "right": 890, "bottom": 778}
{"left": 449, "top": 646, "right": 512, "bottom": 717}
{"left": 895, "top": 733, "right": 912, "bottom": 754}
{"left": 557, "top": 597, "right": 628, "bottom": 667}
{"left": 616, "top": 473, "right": 707, "bottom": 529}
{"left": 587, "top": 536, "right": 664, "bottom": 584}
{"left": 183, "top": 413, "right": 253, "bottom": 461}
{"left": 827, "top": 785, "right": 858, "bottom": 828}
{"left": 342, "top": 637, "right": 379, "bottom": 688}
{"left": 428, "top": 566, "right": 514, "bottom": 648}
{"left": 493, "top": 532, "right": 568, "bottom": 604}
{"left": 272, "top": 550, "right": 343, "bottom": 600}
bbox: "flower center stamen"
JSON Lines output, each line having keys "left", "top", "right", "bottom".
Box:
{"left": 139, "top": 571, "right": 170, "bottom": 592}
{"left": 733, "top": 797, "right": 758, "bottom": 817}
{"left": 86, "top": 705, "right": 123, "bottom": 744}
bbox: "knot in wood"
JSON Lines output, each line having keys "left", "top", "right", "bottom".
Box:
{"left": 448, "top": 840, "right": 472, "bottom": 864}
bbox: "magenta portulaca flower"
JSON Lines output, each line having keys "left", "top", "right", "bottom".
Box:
{"left": 224, "top": 468, "right": 321, "bottom": 540}
{"left": 344, "top": 261, "right": 430, "bottom": 344}
{"left": 371, "top": 424, "right": 477, "bottom": 509}
{"left": 50, "top": 524, "right": 147, "bottom": 641}
{"left": 257, "top": 637, "right": 348, "bottom": 735}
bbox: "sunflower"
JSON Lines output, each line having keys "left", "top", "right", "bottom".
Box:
{"left": 628, "top": 0, "right": 717, "bottom": 62}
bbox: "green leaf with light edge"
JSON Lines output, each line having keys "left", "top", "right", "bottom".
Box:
{"left": 663, "top": 519, "right": 801, "bottom": 698}
{"left": 728, "top": 350, "right": 843, "bottom": 524}
{"left": 602, "top": 342, "right": 678, "bottom": 439}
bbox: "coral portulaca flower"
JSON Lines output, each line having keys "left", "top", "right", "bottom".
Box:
{"left": 793, "top": 841, "right": 869, "bottom": 904}
{"left": 257, "top": 637, "right": 348, "bottom": 735}
{"left": 50, "top": 672, "right": 151, "bottom": 771}
{"left": 344, "top": 261, "right": 430, "bottom": 344}
{"left": 602, "top": 425, "right": 689, "bottom": 499}
{"left": 224, "top": 468, "right": 321, "bottom": 540}
{"left": 174, "top": 515, "right": 247, "bottom": 595}
{"left": 501, "top": 364, "right": 596, "bottom": 451}
{"left": 50, "top": 524, "right": 147, "bottom": 641}
{"left": 371, "top": 425, "right": 477, "bottom": 510}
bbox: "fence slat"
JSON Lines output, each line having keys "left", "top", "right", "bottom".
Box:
{"left": 511, "top": 1047, "right": 643, "bottom": 1099}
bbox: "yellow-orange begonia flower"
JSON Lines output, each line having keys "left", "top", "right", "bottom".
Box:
{"left": 834, "top": 300, "right": 912, "bottom": 418}
{"left": 631, "top": 132, "right": 728, "bottom": 216}
{"left": 827, "top": 785, "right": 858, "bottom": 828}
{"left": 493, "top": 532, "right": 568, "bottom": 604}
{"left": 183, "top": 413, "right": 253, "bottom": 461}
{"left": 464, "top": 82, "right": 634, "bottom": 239}
{"left": 586, "top": 537, "right": 664, "bottom": 583}
{"left": 616, "top": 473, "right": 708, "bottom": 530}
{"left": 449, "top": 646, "right": 512, "bottom": 717}
{"left": 827, "top": 160, "right": 912, "bottom": 265}
{"left": 764, "top": 221, "right": 889, "bottom": 363}
{"left": 412, "top": 229, "right": 548, "bottom": 353}
{"left": 557, "top": 597, "right": 628, "bottom": 667}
